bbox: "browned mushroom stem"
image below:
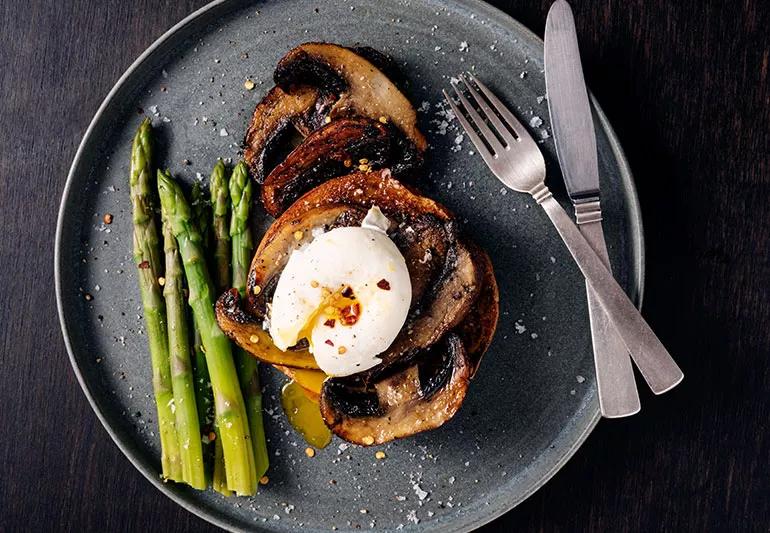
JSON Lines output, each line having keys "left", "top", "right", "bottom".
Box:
{"left": 319, "top": 334, "right": 471, "bottom": 445}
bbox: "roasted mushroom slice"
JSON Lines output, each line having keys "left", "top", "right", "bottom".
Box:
{"left": 215, "top": 288, "right": 320, "bottom": 370}
{"left": 319, "top": 334, "right": 471, "bottom": 445}
{"left": 456, "top": 246, "right": 499, "bottom": 376}
{"left": 349, "top": 46, "right": 406, "bottom": 88}
{"left": 261, "top": 118, "right": 395, "bottom": 217}
{"left": 243, "top": 85, "right": 336, "bottom": 182}
{"left": 274, "top": 42, "right": 428, "bottom": 153}
{"left": 375, "top": 237, "right": 482, "bottom": 371}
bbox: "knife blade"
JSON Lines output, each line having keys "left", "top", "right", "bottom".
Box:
{"left": 545, "top": 0, "right": 682, "bottom": 401}
{"left": 545, "top": 0, "right": 640, "bottom": 416}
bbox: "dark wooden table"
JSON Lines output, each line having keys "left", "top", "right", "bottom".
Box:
{"left": 2, "top": 0, "right": 768, "bottom": 531}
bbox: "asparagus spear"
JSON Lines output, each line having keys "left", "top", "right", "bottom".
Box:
{"left": 190, "top": 183, "right": 214, "bottom": 434}
{"left": 129, "top": 119, "right": 182, "bottom": 481}
{"left": 160, "top": 183, "right": 206, "bottom": 489}
{"left": 229, "top": 161, "right": 270, "bottom": 480}
{"left": 209, "top": 160, "right": 231, "bottom": 292}
{"left": 157, "top": 171, "right": 257, "bottom": 496}
{"left": 212, "top": 430, "right": 232, "bottom": 497}
{"left": 193, "top": 179, "right": 232, "bottom": 495}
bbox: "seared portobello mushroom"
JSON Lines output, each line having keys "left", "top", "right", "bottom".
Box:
{"left": 243, "top": 85, "right": 335, "bottom": 183}
{"left": 274, "top": 42, "right": 427, "bottom": 152}
{"left": 373, "top": 235, "right": 483, "bottom": 372}
{"left": 349, "top": 46, "right": 406, "bottom": 88}
{"left": 261, "top": 118, "right": 396, "bottom": 217}
{"left": 456, "top": 246, "right": 499, "bottom": 376}
{"left": 319, "top": 334, "right": 471, "bottom": 445}
{"left": 243, "top": 43, "right": 425, "bottom": 193}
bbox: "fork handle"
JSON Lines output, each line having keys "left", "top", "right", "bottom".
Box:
{"left": 578, "top": 216, "right": 641, "bottom": 416}
{"left": 536, "top": 191, "right": 684, "bottom": 393}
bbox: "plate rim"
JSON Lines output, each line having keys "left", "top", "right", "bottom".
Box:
{"left": 54, "top": 0, "right": 645, "bottom": 531}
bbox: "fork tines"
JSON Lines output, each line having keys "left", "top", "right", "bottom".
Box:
{"left": 443, "top": 72, "right": 546, "bottom": 190}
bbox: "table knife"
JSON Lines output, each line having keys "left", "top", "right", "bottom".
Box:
{"left": 545, "top": 1, "right": 681, "bottom": 410}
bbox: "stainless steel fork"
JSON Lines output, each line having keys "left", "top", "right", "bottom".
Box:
{"left": 444, "top": 74, "right": 684, "bottom": 393}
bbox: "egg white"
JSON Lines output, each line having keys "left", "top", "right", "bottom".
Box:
{"left": 269, "top": 207, "right": 411, "bottom": 376}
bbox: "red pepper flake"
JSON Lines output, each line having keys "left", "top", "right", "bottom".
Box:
{"left": 341, "top": 286, "right": 355, "bottom": 299}
{"left": 340, "top": 303, "right": 361, "bottom": 326}
{"left": 138, "top": 260, "right": 150, "bottom": 269}
{"left": 377, "top": 279, "right": 391, "bottom": 290}
{"left": 324, "top": 319, "right": 336, "bottom": 328}
{"left": 325, "top": 339, "right": 334, "bottom": 346}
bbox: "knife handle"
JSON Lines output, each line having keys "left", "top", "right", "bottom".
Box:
{"left": 577, "top": 208, "right": 641, "bottom": 417}
{"left": 536, "top": 192, "right": 684, "bottom": 394}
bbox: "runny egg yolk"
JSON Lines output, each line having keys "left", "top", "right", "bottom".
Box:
{"left": 295, "top": 286, "right": 361, "bottom": 346}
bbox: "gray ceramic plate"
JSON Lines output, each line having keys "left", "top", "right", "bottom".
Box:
{"left": 55, "top": 0, "right": 643, "bottom": 531}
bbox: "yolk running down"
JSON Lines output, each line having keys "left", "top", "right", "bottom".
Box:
{"left": 296, "top": 285, "right": 361, "bottom": 350}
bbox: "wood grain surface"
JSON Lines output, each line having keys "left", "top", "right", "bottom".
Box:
{"left": 1, "top": 0, "right": 768, "bottom": 531}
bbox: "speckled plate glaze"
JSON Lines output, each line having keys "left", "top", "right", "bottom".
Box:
{"left": 55, "top": 0, "right": 644, "bottom": 531}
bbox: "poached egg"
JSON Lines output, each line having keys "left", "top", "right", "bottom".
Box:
{"left": 269, "top": 207, "right": 411, "bottom": 376}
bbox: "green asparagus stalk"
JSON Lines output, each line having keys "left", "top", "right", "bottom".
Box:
{"left": 210, "top": 160, "right": 231, "bottom": 293}
{"left": 229, "top": 161, "right": 270, "bottom": 480}
{"left": 212, "top": 428, "right": 232, "bottom": 496}
{"left": 129, "top": 119, "right": 182, "bottom": 481}
{"left": 190, "top": 183, "right": 214, "bottom": 434}
{"left": 157, "top": 171, "right": 257, "bottom": 496}
{"left": 192, "top": 180, "right": 228, "bottom": 496}
{"left": 160, "top": 183, "right": 206, "bottom": 489}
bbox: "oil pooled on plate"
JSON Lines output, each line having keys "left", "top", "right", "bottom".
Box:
{"left": 280, "top": 381, "right": 332, "bottom": 448}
